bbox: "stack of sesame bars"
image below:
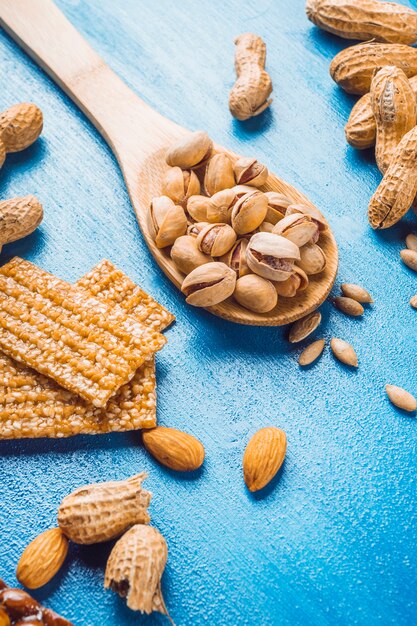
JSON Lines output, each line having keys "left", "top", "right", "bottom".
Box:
{"left": 0, "top": 257, "right": 174, "bottom": 439}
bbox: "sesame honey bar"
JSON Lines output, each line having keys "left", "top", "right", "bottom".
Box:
{"left": 0, "top": 260, "right": 174, "bottom": 439}
{"left": 0, "top": 257, "right": 166, "bottom": 407}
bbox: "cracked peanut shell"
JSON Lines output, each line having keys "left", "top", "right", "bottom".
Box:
{"left": 105, "top": 524, "right": 168, "bottom": 615}
{"left": 57, "top": 473, "right": 151, "bottom": 544}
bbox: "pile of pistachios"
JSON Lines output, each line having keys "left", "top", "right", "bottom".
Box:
{"left": 148, "top": 131, "right": 328, "bottom": 313}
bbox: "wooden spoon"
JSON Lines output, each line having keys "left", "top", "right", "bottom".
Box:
{"left": 0, "top": 0, "right": 338, "bottom": 326}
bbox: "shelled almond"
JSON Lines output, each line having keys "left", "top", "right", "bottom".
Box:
{"left": 148, "top": 131, "right": 329, "bottom": 314}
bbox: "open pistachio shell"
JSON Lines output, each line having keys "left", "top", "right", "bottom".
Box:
{"left": 246, "top": 232, "right": 300, "bottom": 281}
{"left": 148, "top": 196, "right": 188, "bottom": 248}
{"left": 286, "top": 203, "right": 327, "bottom": 231}
{"left": 162, "top": 167, "right": 200, "bottom": 205}
{"left": 234, "top": 274, "right": 277, "bottom": 313}
{"left": 197, "top": 223, "right": 237, "bottom": 257}
{"left": 231, "top": 184, "right": 259, "bottom": 199}
{"left": 297, "top": 242, "right": 327, "bottom": 275}
{"left": 181, "top": 261, "right": 236, "bottom": 306}
{"left": 171, "top": 235, "right": 211, "bottom": 274}
{"left": 273, "top": 267, "right": 309, "bottom": 297}
{"left": 264, "top": 192, "right": 293, "bottom": 225}
{"left": 231, "top": 190, "right": 268, "bottom": 235}
{"left": 273, "top": 213, "right": 319, "bottom": 247}
{"left": 220, "top": 238, "right": 250, "bottom": 277}
{"left": 166, "top": 130, "right": 213, "bottom": 169}
{"left": 187, "top": 195, "right": 211, "bottom": 222}
{"left": 207, "top": 188, "right": 236, "bottom": 224}
{"left": 233, "top": 157, "right": 269, "bottom": 187}
{"left": 187, "top": 221, "right": 209, "bottom": 237}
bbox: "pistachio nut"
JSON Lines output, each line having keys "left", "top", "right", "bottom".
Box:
{"left": 257, "top": 221, "right": 274, "bottom": 233}
{"left": 274, "top": 266, "right": 309, "bottom": 297}
{"left": 162, "top": 167, "right": 200, "bottom": 205}
{"left": 246, "top": 232, "right": 300, "bottom": 281}
{"left": 197, "top": 223, "right": 237, "bottom": 257}
{"left": 231, "top": 190, "right": 268, "bottom": 235}
{"left": 220, "top": 238, "right": 250, "bottom": 277}
{"left": 297, "top": 242, "right": 327, "bottom": 275}
{"left": 272, "top": 213, "right": 319, "bottom": 247}
{"left": 234, "top": 274, "right": 277, "bottom": 313}
{"left": 171, "top": 235, "right": 211, "bottom": 274}
{"left": 264, "top": 192, "right": 293, "bottom": 225}
{"left": 187, "top": 195, "right": 211, "bottom": 222}
{"left": 204, "top": 153, "right": 235, "bottom": 196}
{"left": 231, "top": 184, "right": 259, "bottom": 199}
{"left": 286, "top": 203, "right": 327, "bottom": 232}
{"left": 207, "top": 188, "right": 236, "bottom": 224}
{"left": 233, "top": 157, "right": 269, "bottom": 188}
{"left": 181, "top": 261, "right": 236, "bottom": 307}
{"left": 166, "top": 130, "right": 213, "bottom": 169}
{"left": 148, "top": 196, "right": 187, "bottom": 248}
{"left": 187, "top": 221, "right": 209, "bottom": 237}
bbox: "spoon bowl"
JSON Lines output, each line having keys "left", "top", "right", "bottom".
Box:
{"left": 0, "top": 0, "right": 338, "bottom": 326}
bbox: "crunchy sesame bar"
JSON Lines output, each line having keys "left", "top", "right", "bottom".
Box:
{"left": 0, "top": 260, "right": 174, "bottom": 439}
{"left": 0, "top": 258, "right": 166, "bottom": 407}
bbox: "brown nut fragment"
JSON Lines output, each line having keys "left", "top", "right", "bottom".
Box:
{"left": 0, "top": 102, "right": 43, "bottom": 152}
{"left": 330, "top": 42, "right": 417, "bottom": 95}
{"left": 273, "top": 213, "right": 319, "bottom": 247}
{"left": 369, "top": 125, "right": 417, "bottom": 228}
{"left": 330, "top": 338, "right": 358, "bottom": 367}
{"left": 165, "top": 130, "right": 213, "bottom": 169}
{"left": 410, "top": 294, "right": 417, "bottom": 308}
{"left": 0, "top": 608, "right": 10, "bottom": 626}
{"left": 274, "top": 266, "right": 309, "bottom": 297}
{"left": 231, "top": 190, "right": 268, "bottom": 235}
{"left": 0, "top": 195, "right": 43, "bottom": 246}
{"left": 197, "top": 223, "right": 237, "bottom": 257}
{"left": 187, "top": 221, "right": 209, "bottom": 237}
{"left": 386, "top": 384, "right": 417, "bottom": 412}
{"left": 288, "top": 310, "right": 321, "bottom": 343}
{"left": 148, "top": 196, "right": 187, "bottom": 248}
{"left": 243, "top": 427, "right": 286, "bottom": 492}
{"left": 233, "top": 157, "right": 268, "bottom": 187}
{"left": 143, "top": 426, "right": 205, "bottom": 471}
{"left": 0, "top": 588, "right": 41, "bottom": 620}
{"left": 181, "top": 262, "right": 236, "bottom": 307}
{"left": 105, "top": 524, "right": 169, "bottom": 616}
{"left": 220, "top": 238, "right": 250, "bottom": 277}
{"left": 371, "top": 67, "right": 417, "bottom": 174}
{"left": 207, "top": 188, "right": 236, "bottom": 224}
{"left": 285, "top": 203, "right": 327, "bottom": 231}
{"left": 333, "top": 296, "right": 364, "bottom": 317}
{"left": 341, "top": 283, "right": 373, "bottom": 303}
{"left": 406, "top": 233, "right": 417, "bottom": 252}
{"left": 229, "top": 33, "right": 273, "bottom": 121}
{"left": 186, "top": 195, "right": 211, "bottom": 222}
{"left": 297, "top": 242, "right": 327, "bottom": 275}
{"left": 306, "top": 0, "right": 417, "bottom": 45}
{"left": 16, "top": 528, "right": 69, "bottom": 590}
{"left": 400, "top": 249, "right": 417, "bottom": 271}
{"left": 298, "top": 339, "right": 325, "bottom": 367}
{"left": 57, "top": 473, "right": 151, "bottom": 544}
{"left": 234, "top": 274, "right": 277, "bottom": 313}
{"left": 162, "top": 167, "right": 200, "bottom": 205}
{"left": 204, "top": 153, "right": 235, "bottom": 196}
{"left": 170, "top": 235, "right": 211, "bottom": 274}
{"left": 264, "top": 192, "right": 292, "bottom": 224}
{"left": 246, "top": 232, "right": 300, "bottom": 281}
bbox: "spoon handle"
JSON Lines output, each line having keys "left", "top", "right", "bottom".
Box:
{"left": 0, "top": 0, "right": 172, "bottom": 155}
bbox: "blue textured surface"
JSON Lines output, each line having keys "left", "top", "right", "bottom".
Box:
{"left": 1, "top": 1, "right": 417, "bottom": 625}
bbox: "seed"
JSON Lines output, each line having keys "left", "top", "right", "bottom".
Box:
{"left": 400, "top": 249, "right": 417, "bottom": 271}
{"left": 406, "top": 233, "right": 417, "bottom": 252}
{"left": 288, "top": 310, "right": 321, "bottom": 343}
{"left": 330, "top": 338, "right": 358, "bottom": 367}
{"left": 243, "top": 427, "right": 286, "bottom": 492}
{"left": 298, "top": 339, "right": 325, "bottom": 366}
{"left": 341, "top": 283, "right": 373, "bottom": 303}
{"left": 333, "top": 296, "right": 364, "bottom": 317}
{"left": 410, "top": 294, "right": 417, "bottom": 308}
{"left": 385, "top": 385, "right": 416, "bottom": 412}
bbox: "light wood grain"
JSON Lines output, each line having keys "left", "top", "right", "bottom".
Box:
{"left": 0, "top": 0, "right": 337, "bottom": 326}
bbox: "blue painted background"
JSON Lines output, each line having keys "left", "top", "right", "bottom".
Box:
{"left": 1, "top": 1, "right": 417, "bottom": 624}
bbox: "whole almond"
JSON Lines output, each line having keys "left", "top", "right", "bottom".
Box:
{"left": 330, "top": 338, "right": 358, "bottom": 367}
{"left": 288, "top": 310, "right": 321, "bottom": 343}
{"left": 410, "top": 294, "right": 417, "bottom": 308}
{"left": 16, "top": 528, "right": 69, "bottom": 589}
{"left": 386, "top": 385, "right": 417, "bottom": 412}
{"left": 406, "top": 233, "right": 417, "bottom": 252}
{"left": 341, "top": 283, "right": 373, "bottom": 303}
{"left": 243, "top": 427, "right": 286, "bottom": 492}
{"left": 400, "top": 249, "right": 417, "bottom": 272}
{"left": 142, "top": 426, "right": 205, "bottom": 471}
{"left": 298, "top": 339, "right": 325, "bottom": 366}
{"left": 333, "top": 296, "right": 364, "bottom": 317}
